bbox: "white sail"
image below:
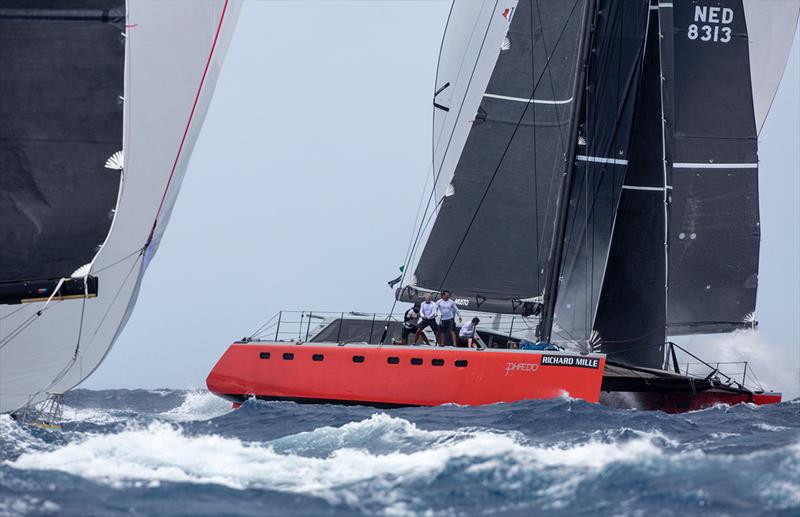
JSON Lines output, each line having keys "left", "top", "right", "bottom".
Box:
{"left": 743, "top": 0, "right": 800, "bottom": 133}
{"left": 431, "top": 1, "right": 519, "bottom": 202}
{"left": 0, "top": 0, "right": 242, "bottom": 414}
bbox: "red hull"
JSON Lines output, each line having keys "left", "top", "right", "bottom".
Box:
{"left": 600, "top": 390, "right": 782, "bottom": 413}
{"left": 207, "top": 342, "right": 606, "bottom": 406}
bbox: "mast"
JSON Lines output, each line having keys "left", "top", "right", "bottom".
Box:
{"left": 539, "top": 0, "right": 596, "bottom": 344}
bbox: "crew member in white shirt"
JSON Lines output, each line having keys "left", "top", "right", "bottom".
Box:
{"left": 436, "top": 290, "right": 462, "bottom": 346}
{"left": 415, "top": 292, "right": 439, "bottom": 345}
{"left": 459, "top": 317, "right": 480, "bottom": 348}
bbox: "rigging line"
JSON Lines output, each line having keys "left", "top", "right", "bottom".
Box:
{"left": 43, "top": 291, "right": 89, "bottom": 395}
{"left": 146, "top": 0, "right": 230, "bottom": 246}
{"left": 392, "top": 0, "right": 497, "bottom": 284}
{"left": 87, "top": 253, "right": 142, "bottom": 343}
{"left": 395, "top": 0, "right": 500, "bottom": 292}
{"left": 529, "top": 1, "right": 541, "bottom": 295}
{"left": 541, "top": 0, "right": 601, "bottom": 344}
{"left": 380, "top": 1, "right": 500, "bottom": 340}
{"left": 531, "top": 0, "right": 582, "bottom": 287}
{"left": 562, "top": 2, "right": 638, "bottom": 328}
{"left": 0, "top": 278, "right": 66, "bottom": 351}
{"left": 33, "top": 255, "right": 148, "bottom": 409}
{"left": 747, "top": 367, "right": 764, "bottom": 392}
{"left": 0, "top": 313, "right": 40, "bottom": 351}
{"left": 91, "top": 246, "right": 145, "bottom": 274}
{"left": 436, "top": 0, "right": 583, "bottom": 295}
{"left": 0, "top": 304, "right": 28, "bottom": 322}
{"left": 247, "top": 311, "right": 280, "bottom": 340}
{"left": 534, "top": 0, "right": 580, "bottom": 172}
{"left": 26, "top": 257, "right": 140, "bottom": 406}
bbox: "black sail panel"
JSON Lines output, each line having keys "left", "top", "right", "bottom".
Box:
{"left": 0, "top": 1, "right": 124, "bottom": 290}
{"left": 665, "top": 1, "right": 759, "bottom": 335}
{"left": 594, "top": 5, "right": 667, "bottom": 368}
{"left": 554, "top": 0, "right": 649, "bottom": 345}
{"left": 406, "top": 0, "right": 586, "bottom": 314}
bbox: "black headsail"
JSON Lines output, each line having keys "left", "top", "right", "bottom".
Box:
{"left": 0, "top": 1, "right": 125, "bottom": 303}
{"left": 552, "top": 0, "right": 650, "bottom": 346}
{"left": 400, "top": 0, "right": 590, "bottom": 316}
{"left": 594, "top": 2, "right": 669, "bottom": 368}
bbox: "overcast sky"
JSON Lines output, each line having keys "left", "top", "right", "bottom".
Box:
{"left": 85, "top": 1, "right": 800, "bottom": 398}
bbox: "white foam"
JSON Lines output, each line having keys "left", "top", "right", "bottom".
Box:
{"left": 158, "top": 390, "right": 232, "bottom": 422}
{"left": 0, "top": 495, "right": 59, "bottom": 517}
{"left": 754, "top": 422, "right": 790, "bottom": 432}
{"left": 0, "top": 415, "right": 49, "bottom": 456}
{"left": 59, "top": 405, "right": 126, "bottom": 425}
{"left": 6, "top": 414, "right": 674, "bottom": 514}
{"left": 7, "top": 414, "right": 799, "bottom": 514}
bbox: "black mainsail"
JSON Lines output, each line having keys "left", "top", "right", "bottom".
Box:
{"left": 665, "top": 1, "right": 760, "bottom": 336}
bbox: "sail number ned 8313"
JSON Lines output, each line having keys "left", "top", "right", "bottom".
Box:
{"left": 687, "top": 6, "right": 734, "bottom": 43}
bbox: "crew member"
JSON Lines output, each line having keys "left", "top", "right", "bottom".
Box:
{"left": 416, "top": 292, "right": 439, "bottom": 345}
{"left": 402, "top": 303, "right": 425, "bottom": 345}
{"left": 436, "top": 290, "right": 461, "bottom": 346}
{"left": 458, "top": 317, "right": 480, "bottom": 348}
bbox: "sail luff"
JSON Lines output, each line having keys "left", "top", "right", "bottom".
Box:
{"left": 539, "top": 0, "right": 596, "bottom": 343}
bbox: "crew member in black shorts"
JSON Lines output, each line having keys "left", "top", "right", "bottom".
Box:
{"left": 401, "top": 303, "right": 425, "bottom": 345}
{"left": 416, "top": 292, "right": 439, "bottom": 345}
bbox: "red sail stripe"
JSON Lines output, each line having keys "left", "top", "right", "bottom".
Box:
{"left": 146, "top": 0, "right": 230, "bottom": 245}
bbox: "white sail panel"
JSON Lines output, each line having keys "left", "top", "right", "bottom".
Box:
{"left": 743, "top": 0, "right": 799, "bottom": 133}
{"left": 0, "top": 0, "right": 242, "bottom": 413}
{"left": 431, "top": 1, "right": 519, "bottom": 201}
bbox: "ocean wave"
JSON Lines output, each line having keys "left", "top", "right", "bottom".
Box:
{"left": 158, "top": 390, "right": 232, "bottom": 422}
{"left": 7, "top": 413, "right": 798, "bottom": 515}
